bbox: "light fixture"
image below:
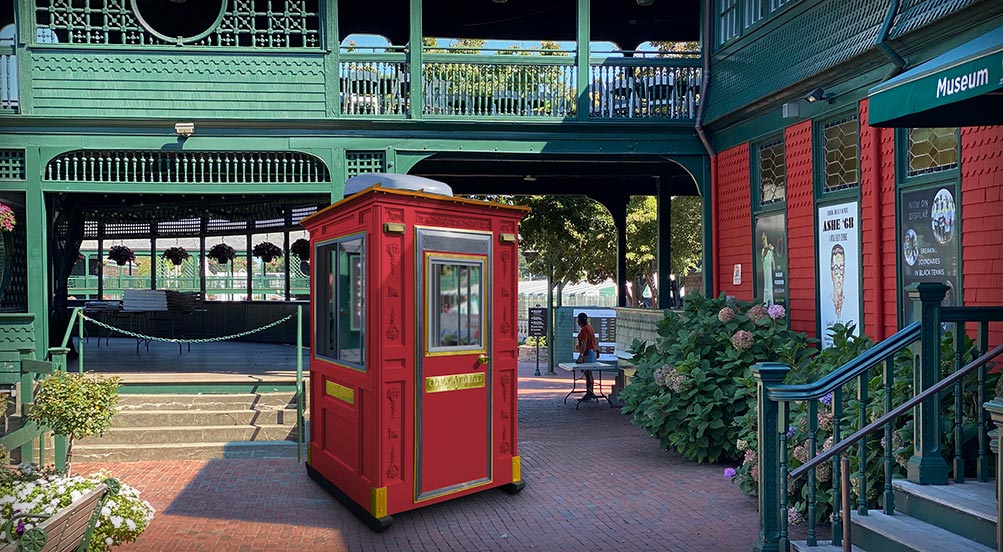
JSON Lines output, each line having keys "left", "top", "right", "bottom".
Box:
{"left": 637, "top": 0, "right": 654, "bottom": 5}
{"left": 804, "top": 87, "right": 831, "bottom": 103}
{"left": 174, "top": 122, "right": 195, "bottom": 139}
{"left": 523, "top": 175, "right": 537, "bottom": 182}
{"left": 492, "top": 0, "right": 508, "bottom": 3}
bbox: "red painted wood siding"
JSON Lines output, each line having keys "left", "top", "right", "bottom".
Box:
{"left": 859, "top": 99, "right": 899, "bottom": 341}
{"left": 961, "top": 126, "right": 1003, "bottom": 342}
{"left": 716, "top": 143, "right": 753, "bottom": 299}
{"left": 785, "top": 121, "right": 815, "bottom": 337}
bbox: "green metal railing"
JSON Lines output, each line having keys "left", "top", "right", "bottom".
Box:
{"left": 334, "top": 52, "right": 702, "bottom": 121}
{"left": 754, "top": 282, "right": 1003, "bottom": 551}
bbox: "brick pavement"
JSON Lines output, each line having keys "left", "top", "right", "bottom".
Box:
{"left": 73, "top": 362, "right": 761, "bottom": 551}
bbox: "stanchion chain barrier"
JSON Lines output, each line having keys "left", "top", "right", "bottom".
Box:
{"left": 79, "top": 313, "right": 294, "bottom": 344}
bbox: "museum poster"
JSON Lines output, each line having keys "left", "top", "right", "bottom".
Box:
{"left": 899, "top": 184, "right": 960, "bottom": 322}
{"left": 817, "top": 201, "right": 860, "bottom": 348}
{"left": 753, "top": 213, "right": 787, "bottom": 309}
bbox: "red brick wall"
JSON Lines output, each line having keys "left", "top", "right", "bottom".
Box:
{"left": 784, "top": 121, "right": 816, "bottom": 337}
{"left": 859, "top": 100, "right": 899, "bottom": 341}
{"left": 716, "top": 143, "right": 753, "bottom": 299}
{"left": 960, "top": 126, "right": 1003, "bottom": 342}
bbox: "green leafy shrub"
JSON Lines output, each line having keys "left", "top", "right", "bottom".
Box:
{"left": 26, "top": 372, "right": 120, "bottom": 467}
{"left": 619, "top": 294, "right": 814, "bottom": 463}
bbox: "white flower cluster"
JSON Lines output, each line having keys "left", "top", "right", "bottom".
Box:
{"left": 0, "top": 470, "right": 154, "bottom": 551}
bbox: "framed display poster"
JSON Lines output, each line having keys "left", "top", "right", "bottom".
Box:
{"left": 817, "top": 201, "right": 861, "bottom": 348}
{"left": 753, "top": 213, "right": 787, "bottom": 308}
{"left": 571, "top": 308, "right": 616, "bottom": 362}
{"left": 899, "top": 183, "right": 960, "bottom": 322}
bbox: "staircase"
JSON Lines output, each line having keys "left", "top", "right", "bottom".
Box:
{"left": 72, "top": 391, "right": 306, "bottom": 462}
{"left": 792, "top": 480, "right": 996, "bottom": 552}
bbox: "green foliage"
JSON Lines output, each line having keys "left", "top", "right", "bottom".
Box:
{"left": 27, "top": 372, "right": 119, "bottom": 443}
{"left": 619, "top": 294, "right": 812, "bottom": 463}
{"left": 523, "top": 336, "right": 547, "bottom": 347}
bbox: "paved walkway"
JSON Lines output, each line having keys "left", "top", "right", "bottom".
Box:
{"left": 73, "top": 362, "right": 761, "bottom": 551}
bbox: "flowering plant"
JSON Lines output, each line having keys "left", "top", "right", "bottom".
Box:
{"left": 619, "top": 293, "right": 812, "bottom": 463}
{"left": 26, "top": 372, "right": 120, "bottom": 468}
{"left": 0, "top": 467, "right": 154, "bottom": 551}
{"left": 207, "top": 243, "right": 237, "bottom": 264}
{"left": 107, "top": 245, "right": 135, "bottom": 266}
{"left": 0, "top": 203, "right": 15, "bottom": 232}
{"left": 162, "top": 247, "right": 190, "bottom": 266}
{"left": 252, "top": 241, "right": 282, "bottom": 263}
{"left": 290, "top": 238, "right": 310, "bottom": 261}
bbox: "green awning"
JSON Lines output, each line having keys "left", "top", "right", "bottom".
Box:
{"left": 868, "top": 27, "right": 1003, "bottom": 127}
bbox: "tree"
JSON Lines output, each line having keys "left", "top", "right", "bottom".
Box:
{"left": 514, "top": 196, "right": 615, "bottom": 300}
{"left": 624, "top": 195, "right": 703, "bottom": 306}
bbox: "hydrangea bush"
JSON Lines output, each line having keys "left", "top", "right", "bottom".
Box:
{"left": 0, "top": 467, "right": 154, "bottom": 551}
{"left": 619, "top": 293, "right": 814, "bottom": 463}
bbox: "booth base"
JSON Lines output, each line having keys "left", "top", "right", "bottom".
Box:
{"left": 306, "top": 463, "right": 393, "bottom": 532}
{"left": 500, "top": 480, "right": 526, "bottom": 495}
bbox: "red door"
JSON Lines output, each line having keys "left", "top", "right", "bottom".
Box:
{"left": 415, "top": 229, "right": 492, "bottom": 502}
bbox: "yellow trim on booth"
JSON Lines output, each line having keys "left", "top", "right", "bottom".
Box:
{"left": 325, "top": 380, "right": 355, "bottom": 404}
{"left": 512, "top": 456, "right": 522, "bottom": 482}
{"left": 370, "top": 487, "right": 388, "bottom": 518}
{"left": 424, "top": 372, "right": 486, "bottom": 393}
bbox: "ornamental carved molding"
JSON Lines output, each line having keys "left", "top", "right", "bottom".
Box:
{"left": 33, "top": 55, "right": 325, "bottom": 78}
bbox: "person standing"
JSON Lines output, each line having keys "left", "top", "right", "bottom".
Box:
{"left": 575, "top": 312, "right": 600, "bottom": 400}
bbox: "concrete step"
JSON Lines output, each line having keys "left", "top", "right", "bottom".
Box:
{"left": 80, "top": 424, "right": 300, "bottom": 446}
{"left": 791, "top": 541, "right": 864, "bottom": 552}
{"left": 111, "top": 408, "right": 301, "bottom": 427}
{"left": 71, "top": 441, "right": 303, "bottom": 462}
{"left": 116, "top": 392, "right": 301, "bottom": 410}
{"left": 852, "top": 509, "right": 995, "bottom": 552}
{"left": 892, "top": 479, "right": 997, "bottom": 549}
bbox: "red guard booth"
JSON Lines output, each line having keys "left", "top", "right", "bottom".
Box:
{"left": 302, "top": 173, "right": 528, "bottom": 530}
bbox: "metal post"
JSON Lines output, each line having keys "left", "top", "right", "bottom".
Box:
{"left": 77, "top": 309, "right": 84, "bottom": 374}
{"left": 296, "top": 305, "right": 304, "bottom": 463}
{"left": 752, "top": 362, "right": 790, "bottom": 552}
{"left": 546, "top": 264, "right": 555, "bottom": 374}
{"left": 842, "top": 456, "right": 852, "bottom": 552}
{"left": 907, "top": 282, "right": 949, "bottom": 484}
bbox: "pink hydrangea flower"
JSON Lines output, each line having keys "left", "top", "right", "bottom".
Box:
{"left": 767, "top": 304, "right": 786, "bottom": 320}
{"left": 731, "top": 330, "right": 754, "bottom": 350}
{"left": 748, "top": 304, "right": 769, "bottom": 322}
{"left": 718, "top": 307, "right": 736, "bottom": 323}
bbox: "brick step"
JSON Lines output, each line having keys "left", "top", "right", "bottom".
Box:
{"left": 111, "top": 408, "right": 302, "bottom": 427}
{"left": 116, "top": 392, "right": 302, "bottom": 410}
{"left": 79, "top": 424, "right": 300, "bottom": 446}
{"left": 71, "top": 441, "right": 302, "bottom": 462}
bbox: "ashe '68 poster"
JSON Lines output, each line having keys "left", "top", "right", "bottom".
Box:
{"left": 818, "top": 201, "right": 860, "bottom": 348}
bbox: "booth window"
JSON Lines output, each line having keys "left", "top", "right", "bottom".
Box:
{"left": 427, "top": 257, "right": 485, "bottom": 353}
{"left": 907, "top": 128, "right": 958, "bottom": 178}
{"left": 316, "top": 235, "right": 365, "bottom": 369}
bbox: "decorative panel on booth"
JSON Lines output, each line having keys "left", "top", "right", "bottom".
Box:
{"left": 301, "top": 174, "right": 528, "bottom": 530}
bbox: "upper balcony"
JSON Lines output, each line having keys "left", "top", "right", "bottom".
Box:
{"left": 0, "top": 0, "right": 702, "bottom": 125}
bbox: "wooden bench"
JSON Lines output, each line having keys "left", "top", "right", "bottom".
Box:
{"left": 1, "top": 478, "right": 118, "bottom": 552}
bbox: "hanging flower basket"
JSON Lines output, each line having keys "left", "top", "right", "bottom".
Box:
{"left": 0, "top": 202, "right": 15, "bottom": 233}
{"left": 163, "top": 247, "right": 191, "bottom": 266}
{"left": 108, "top": 245, "right": 136, "bottom": 266}
{"left": 290, "top": 238, "right": 311, "bottom": 261}
{"left": 207, "top": 242, "right": 237, "bottom": 264}
{"left": 252, "top": 241, "right": 283, "bottom": 263}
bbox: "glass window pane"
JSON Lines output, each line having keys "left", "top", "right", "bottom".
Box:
{"left": 429, "top": 259, "right": 484, "bottom": 351}
{"left": 759, "top": 138, "right": 786, "bottom": 205}
{"left": 316, "top": 235, "right": 365, "bottom": 368}
{"left": 907, "top": 128, "right": 958, "bottom": 177}
{"left": 822, "top": 115, "right": 859, "bottom": 192}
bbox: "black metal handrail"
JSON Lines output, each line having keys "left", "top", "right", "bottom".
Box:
{"left": 766, "top": 322, "right": 920, "bottom": 402}
{"left": 791, "top": 342, "right": 1003, "bottom": 480}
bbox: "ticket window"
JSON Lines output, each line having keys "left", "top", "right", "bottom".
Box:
{"left": 427, "top": 259, "right": 484, "bottom": 352}
{"left": 316, "top": 235, "right": 365, "bottom": 369}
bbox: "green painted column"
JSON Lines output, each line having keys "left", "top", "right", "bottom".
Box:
{"left": 752, "top": 362, "right": 789, "bottom": 552}
{"left": 575, "top": 0, "right": 591, "bottom": 121}
{"left": 701, "top": 157, "right": 714, "bottom": 298}
{"left": 656, "top": 177, "right": 672, "bottom": 309}
{"left": 982, "top": 397, "right": 1003, "bottom": 550}
{"left": 907, "top": 282, "right": 949, "bottom": 484}
{"left": 408, "top": 0, "right": 423, "bottom": 120}
{"left": 24, "top": 150, "right": 48, "bottom": 353}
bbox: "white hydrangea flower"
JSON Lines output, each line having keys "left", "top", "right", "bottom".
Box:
{"left": 101, "top": 506, "right": 112, "bottom": 517}
{"left": 105, "top": 537, "right": 114, "bottom": 546}
{"left": 110, "top": 515, "right": 124, "bottom": 529}
{"left": 69, "top": 490, "right": 82, "bottom": 502}
{"left": 126, "top": 519, "right": 137, "bottom": 531}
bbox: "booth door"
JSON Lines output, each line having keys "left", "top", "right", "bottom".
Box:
{"left": 416, "top": 229, "right": 492, "bottom": 501}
